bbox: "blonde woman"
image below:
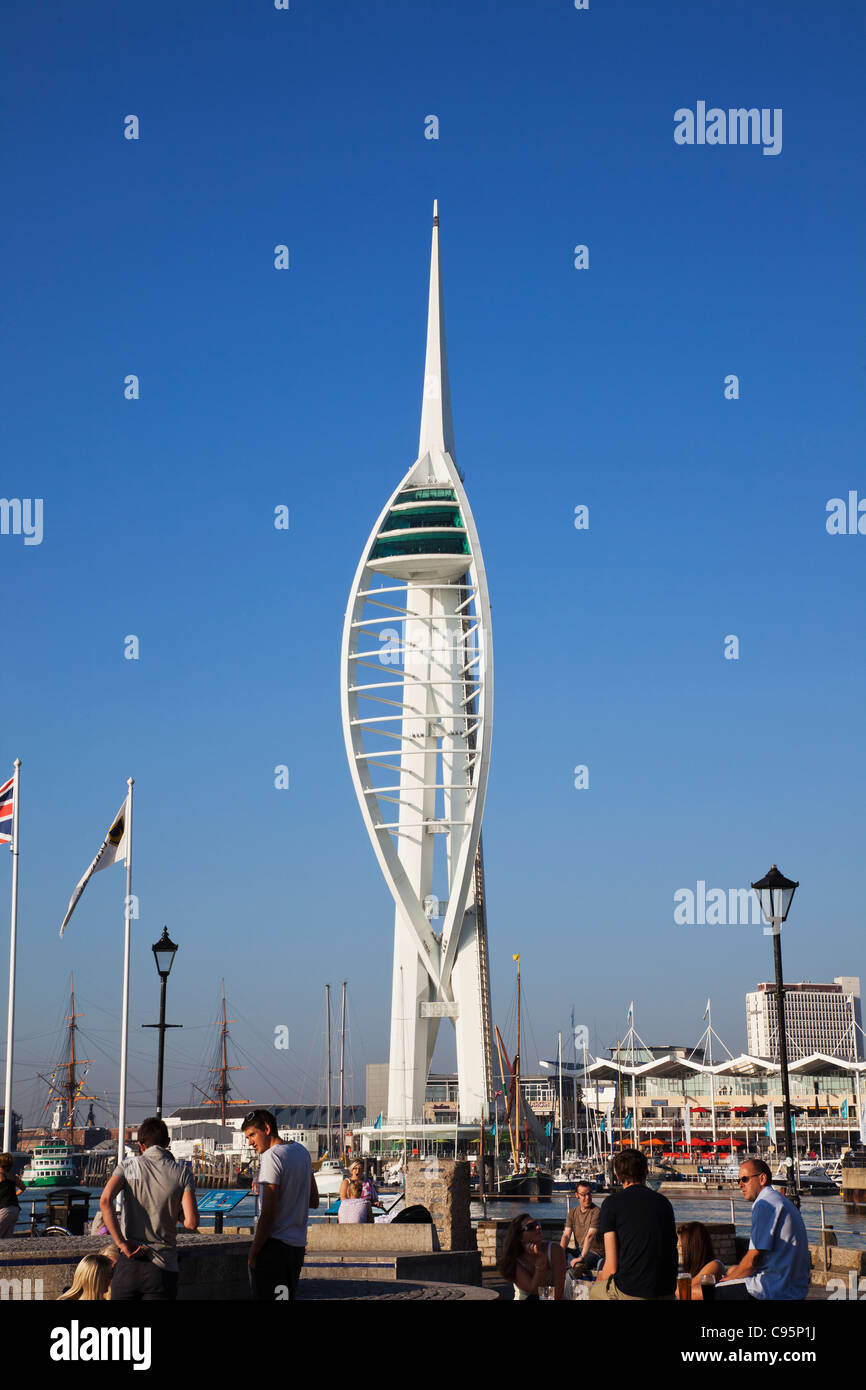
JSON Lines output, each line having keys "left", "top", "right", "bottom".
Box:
{"left": 57, "top": 1253, "right": 114, "bottom": 1301}
{"left": 339, "top": 1160, "right": 363, "bottom": 1202}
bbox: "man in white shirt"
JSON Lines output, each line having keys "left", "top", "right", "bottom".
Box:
{"left": 716, "top": 1159, "right": 810, "bottom": 1300}
{"left": 243, "top": 1109, "right": 319, "bottom": 1301}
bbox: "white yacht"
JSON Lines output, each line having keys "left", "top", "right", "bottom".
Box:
{"left": 314, "top": 1159, "right": 347, "bottom": 1200}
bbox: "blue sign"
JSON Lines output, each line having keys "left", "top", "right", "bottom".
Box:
{"left": 195, "top": 1189, "right": 250, "bottom": 1213}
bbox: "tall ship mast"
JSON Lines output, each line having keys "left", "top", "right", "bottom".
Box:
{"left": 196, "top": 980, "right": 248, "bottom": 1124}
{"left": 37, "top": 974, "right": 95, "bottom": 1146}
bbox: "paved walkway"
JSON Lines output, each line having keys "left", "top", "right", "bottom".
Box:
{"left": 297, "top": 1277, "right": 497, "bottom": 1300}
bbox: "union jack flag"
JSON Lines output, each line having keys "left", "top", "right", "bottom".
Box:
{"left": 0, "top": 773, "right": 13, "bottom": 844}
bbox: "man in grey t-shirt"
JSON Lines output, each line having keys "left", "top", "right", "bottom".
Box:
{"left": 244, "top": 1109, "right": 319, "bottom": 1301}
{"left": 99, "top": 1116, "right": 199, "bottom": 1301}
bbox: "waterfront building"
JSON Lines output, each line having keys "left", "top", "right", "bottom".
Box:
{"left": 746, "top": 977, "right": 863, "bottom": 1062}
{"left": 584, "top": 1050, "right": 865, "bottom": 1155}
{"left": 342, "top": 205, "right": 494, "bottom": 1138}
{"left": 164, "top": 1103, "right": 365, "bottom": 1156}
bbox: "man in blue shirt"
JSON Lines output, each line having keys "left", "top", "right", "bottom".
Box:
{"left": 716, "top": 1159, "right": 810, "bottom": 1300}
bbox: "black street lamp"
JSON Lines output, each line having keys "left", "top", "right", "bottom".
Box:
{"left": 751, "top": 864, "right": 800, "bottom": 1207}
{"left": 141, "top": 927, "right": 182, "bottom": 1118}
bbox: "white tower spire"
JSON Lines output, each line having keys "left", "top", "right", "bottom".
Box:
{"left": 418, "top": 199, "right": 456, "bottom": 461}
{"left": 340, "top": 204, "right": 494, "bottom": 1136}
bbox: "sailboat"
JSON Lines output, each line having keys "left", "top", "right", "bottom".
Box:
{"left": 21, "top": 977, "right": 99, "bottom": 1187}
{"left": 493, "top": 955, "right": 554, "bottom": 1196}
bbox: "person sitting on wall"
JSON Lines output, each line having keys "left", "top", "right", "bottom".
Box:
{"left": 677, "top": 1221, "right": 727, "bottom": 1299}
{"left": 338, "top": 1179, "right": 372, "bottom": 1224}
{"left": 500, "top": 1213, "right": 566, "bottom": 1300}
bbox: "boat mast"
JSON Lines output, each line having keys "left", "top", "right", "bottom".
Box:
{"left": 494, "top": 1025, "right": 516, "bottom": 1169}
{"left": 557, "top": 1031, "right": 564, "bottom": 1170}
{"left": 514, "top": 954, "right": 520, "bottom": 1172}
{"left": 68, "top": 974, "right": 78, "bottom": 1146}
{"left": 325, "top": 984, "right": 332, "bottom": 1157}
{"left": 617, "top": 1037, "right": 623, "bottom": 1154}
{"left": 37, "top": 976, "right": 94, "bottom": 1147}
{"left": 205, "top": 981, "right": 246, "bottom": 1126}
{"left": 582, "top": 1036, "right": 590, "bottom": 1161}
{"left": 339, "top": 981, "right": 346, "bottom": 1159}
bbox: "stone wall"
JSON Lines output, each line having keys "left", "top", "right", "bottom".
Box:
{"left": 808, "top": 1242, "right": 865, "bottom": 1287}
{"left": 404, "top": 1157, "right": 475, "bottom": 1252}
{"left": 476, "top": 1219, "right": 739, "bottom": 1270}
{"left": 0, "top": 1233, "right": 251, "bottom": 1301}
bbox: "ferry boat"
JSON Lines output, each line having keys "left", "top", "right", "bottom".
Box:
{"left": 21, "top": 1142, "right": 78, "bottom": 1188}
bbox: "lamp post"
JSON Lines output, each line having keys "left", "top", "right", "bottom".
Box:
{"left": 141, "top": 927, "right": 181, "bottom": 1118}
{"left": 751, "top": 864, "right": 800, "bottom": 1208}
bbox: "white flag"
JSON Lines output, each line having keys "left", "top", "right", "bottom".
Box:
{"left": 703, "top": 998, "right": 710, "bottom": 1020}
{"left": 59, "top": 799, "right": 129, "bottom": 937}
{"left": 626, "top": 1000, "right": 634, "bottom": 1023}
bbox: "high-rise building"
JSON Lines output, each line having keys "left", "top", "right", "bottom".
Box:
{"left": 341, "top": 204, "right": 494, "bottom": 1131}
{"left": 746, "top": 977, "right": 863, "bottom": 1061}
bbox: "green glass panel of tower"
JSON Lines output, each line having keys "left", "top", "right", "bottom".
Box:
{"left": 380, "top": 507, "right": 464, "bottom": 533}
{"left": 370, "top": 533, "right": 470, "bottom": 559}
{"left": 399, "top": 487, "right": 457, "bottom": 504}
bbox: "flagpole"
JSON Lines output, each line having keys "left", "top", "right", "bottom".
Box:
{"left": 116, "top": 778, "right": 133, "bottom": 1165}
{"left": 3, "top": 759, "right": 21, "bottom": 1151}
{"left": 708, "top": 999, "right": 717, "bottom": 1143}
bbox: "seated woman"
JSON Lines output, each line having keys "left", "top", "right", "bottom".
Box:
{"left": 57, "top": 1254, "right": 114, "bottom": 1301}
{"left": 338, "top": 1179, "right": 372, "bottom": 1224}
{"left": 677, "top": 1221, "right": 727, "bottom": 1299}
{"left": 500, "top": 1213, "right": 566, "bottom": 1300}
{"left": 339, "top": 1160, "right": 364, "bottom": 1202}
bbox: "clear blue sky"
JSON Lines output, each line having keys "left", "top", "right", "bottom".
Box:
{"left": 3, "top": 1, "right": 864, "bottom": 1125}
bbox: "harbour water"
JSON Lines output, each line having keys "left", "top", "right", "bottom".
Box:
{"left": 14, "top": 1185, "right": 866, "bottom": 1251}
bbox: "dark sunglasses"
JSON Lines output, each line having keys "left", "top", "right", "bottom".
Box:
{"left": 522, "top": 1220, "right": 542, "bottom": 1231}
